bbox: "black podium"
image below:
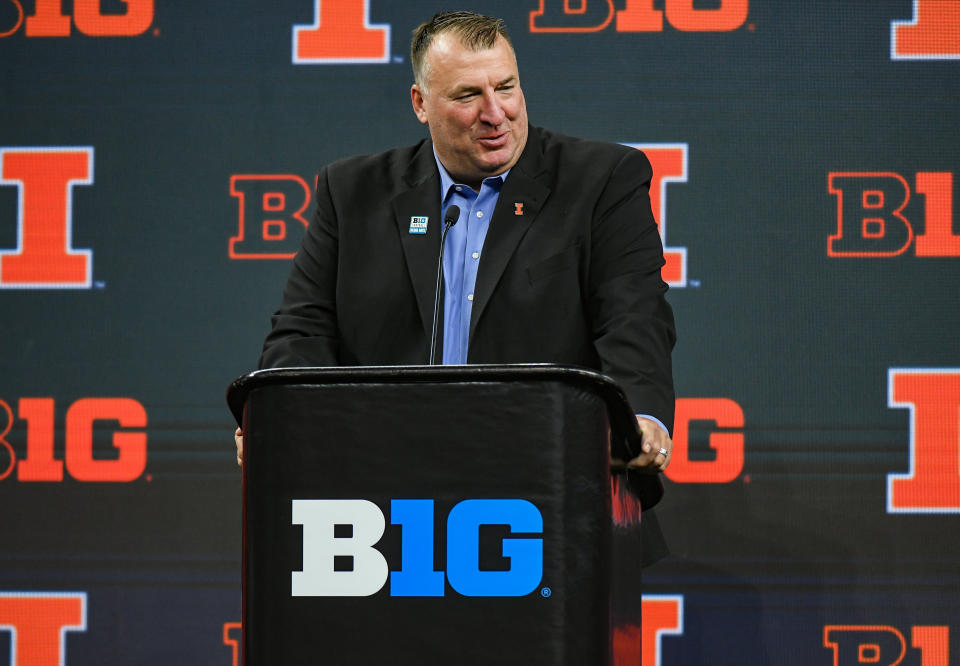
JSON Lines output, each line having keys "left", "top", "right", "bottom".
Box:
{"left": 227, "top": 364, "right": 661, "bottom": 666}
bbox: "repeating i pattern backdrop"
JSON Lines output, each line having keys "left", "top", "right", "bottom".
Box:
{"left": 1, "top": 1, "right": 958, "bottom": 664}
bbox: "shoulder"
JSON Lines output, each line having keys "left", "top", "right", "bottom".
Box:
{"left": 518, "top": 126, "right": 652, "bottom": 195}
{"left": 323, "top": 139, "right": 432, "bottom": 188}
{"left": 522, "top": 126, "right": 651, "bottom": 177}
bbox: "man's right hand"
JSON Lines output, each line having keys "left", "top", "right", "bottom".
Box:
{"left": 234, "top": 428, "right": 243, "bottom": 467}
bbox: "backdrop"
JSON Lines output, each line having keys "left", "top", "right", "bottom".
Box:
{"left": 1, "top": 1, "right": 958, "bottom": 664}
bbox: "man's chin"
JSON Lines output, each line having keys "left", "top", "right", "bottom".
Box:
{"left": 475, "top": 149, "right": 518, "bottom": 176}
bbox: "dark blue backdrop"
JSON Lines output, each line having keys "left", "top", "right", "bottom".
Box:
{"left": 2, "top": 1, "right": 958, "bottom": 664}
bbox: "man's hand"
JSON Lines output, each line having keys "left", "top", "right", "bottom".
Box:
{"left": 234, "top": 428, "right": 243, "bottom": 467}
{"left": 626, "top": 416, "right": 672, "bottom": 473}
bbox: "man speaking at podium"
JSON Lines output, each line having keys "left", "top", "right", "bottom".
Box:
{"left": 238, "top": 11, "right": 676, "bottom": 559}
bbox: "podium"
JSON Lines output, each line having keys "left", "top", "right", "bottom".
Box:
{"left": 227, "top": 364, "right": 662, "bottom": 665}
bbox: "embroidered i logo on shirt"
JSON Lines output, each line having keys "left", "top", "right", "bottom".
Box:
{"left": 408, "top": 216, "right": 429, "bottom": 234}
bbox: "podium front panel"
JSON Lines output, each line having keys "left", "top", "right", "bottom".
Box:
{"left": 242, "top": 376, "right": 614, "bottom": 665}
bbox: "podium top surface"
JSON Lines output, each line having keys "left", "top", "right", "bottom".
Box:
{"left": 227, "top": 363, "right": 642, "bottom": 456}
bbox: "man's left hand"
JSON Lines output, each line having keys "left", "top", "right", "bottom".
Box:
{"left": 626, "top": 416, "right": 672, "bottom": 473}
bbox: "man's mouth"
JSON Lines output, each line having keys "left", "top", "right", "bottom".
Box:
{"left": 476, "top": 132, "right": 508, "bottom": 148}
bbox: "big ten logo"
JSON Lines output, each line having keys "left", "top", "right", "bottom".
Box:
{"left": 665, "top": 397, "right": 745, "bottom": 483}
{"left": 292, "top": 498, "right": 543, "bottom": 597}
{"left": 0, "top": 397, "right": 148, "bottom": 483}
{"left": 292, "top": 0, "right": 390, "bottom": 64}
{"left": 530, "top": 0, "right": 748, "bottom": 33}
{"left": 0, "top": 0, "right": 153, "bottom": 38}
{"left": 229, "top": 175, "right": 312, "bottom": 259}
{"left": 624, "top": 143, "right": 689, "bottom": 287}
{"left": 887, "top": 369, "right": 960, "bottom": 513}
{"left": 824, "top": 625, "right": 951, "bottom": 666}
{"left": 0, "top": 592, "right": 87, "bottom": 666}
{"left": 891, "top": 0, "right": 960, "bottom": 60}
{"left": 0, "top": 147, "right": 94, "bottom": 288}
{"left": 827, "top": 172, "right": 959, "bottom": 258}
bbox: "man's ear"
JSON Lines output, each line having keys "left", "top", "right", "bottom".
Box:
{"left": 410, "top": 85, "right": 429, "bottom": 125}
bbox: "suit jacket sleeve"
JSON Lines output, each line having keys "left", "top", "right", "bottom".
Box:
{"left": 258, "top": 165, "right": 340, "bottom": 369}
{"left": 587, "top": 146, "right": 677, "bottom": 434}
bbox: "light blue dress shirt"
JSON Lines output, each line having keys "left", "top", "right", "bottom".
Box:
{"left": 435, "top": 154, "right": 507, "bottom": 366}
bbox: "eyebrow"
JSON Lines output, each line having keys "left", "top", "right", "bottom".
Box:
{"left": 450, "top": 75, "right": 517, "bottom": 97}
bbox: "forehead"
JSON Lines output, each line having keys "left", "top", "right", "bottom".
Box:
{"left": 424, "top": 33, "right": 518, "bottom": 88}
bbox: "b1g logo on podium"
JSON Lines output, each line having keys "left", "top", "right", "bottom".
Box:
{"left": 827, "top": 172, "right": 960, "bottom": 258}
{"left": 292, "top": 498, "right": 543, "bottom": 597}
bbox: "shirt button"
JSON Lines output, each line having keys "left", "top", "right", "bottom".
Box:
{"left": 455, "top": 186, "right": 462, "bottom": 192}
{"left": 476, "top": 211, "right": 484, "bottom": 218}
{"left": 467, "top": 294, "right": 474, "bottom": 301}
{"left": 472, "top": 252, "right": 479, "bottom": 259}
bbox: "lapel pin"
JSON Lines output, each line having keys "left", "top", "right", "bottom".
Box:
{"left": 514, "top": 202, "right": 524, "bottom": 216}
{"left": 408, "top": 216, "right": 428, "bottom": 234}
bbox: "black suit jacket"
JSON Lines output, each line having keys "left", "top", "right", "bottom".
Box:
{"left": 261, "top": 126, "right": 675, "bottom": 428}
{"left": 259, "top": 126, "right": 676, "bottom": 565}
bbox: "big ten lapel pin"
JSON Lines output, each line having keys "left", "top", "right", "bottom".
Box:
{"left": 408, "top": 216, "right": 429, "bottom": 234}
{"left": 514, "top": 202, "right": 524, "bottom": 216}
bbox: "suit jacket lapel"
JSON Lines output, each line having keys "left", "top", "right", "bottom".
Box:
{"left": 392, "top": 141, "right": 442, "bottom": 341}
{"left": 470, "top": 128, "right": 551, "bottom": 340}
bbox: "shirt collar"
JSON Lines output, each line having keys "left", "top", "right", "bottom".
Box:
{"left": 433, "top": 149, "right": 509, "bottom": 204}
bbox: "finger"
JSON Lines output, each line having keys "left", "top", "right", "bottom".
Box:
{"left": 638, "top": 422, "right": 652, "bottom": 453}
{"left": 234, "top": 428, "right": 244, "bottom": 467}
{"left": 626, "top": 449, "right": 658, "bottom": 469}
{"left": 628, "top": 445, "right": 669, "bottom": 472}
{"left": 655, "top": 445, "right": 672, "bottom": 472}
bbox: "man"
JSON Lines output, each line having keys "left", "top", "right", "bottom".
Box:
{"left": 238, "top": 12, "right": 676, "bottom": 480}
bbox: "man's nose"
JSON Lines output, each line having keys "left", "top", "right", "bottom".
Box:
{"left": 478, "top": 91, "right": 506, "bottom": 125}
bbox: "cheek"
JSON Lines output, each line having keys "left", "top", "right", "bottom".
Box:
{"left": 506, "top": 98, "right": 525, "bottom": 121}
{"left": 437, "top": 119, "right": 467, "bottom": 145}
{"left": 433, "top": 107, "right": 479, "bottom": 146}
{"left": 449, "top": 112, "right": 476, "bottom": 137}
